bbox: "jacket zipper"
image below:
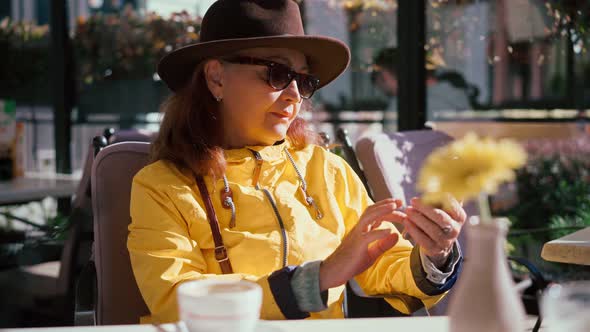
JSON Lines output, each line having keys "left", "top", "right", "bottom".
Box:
{"left": 250, "top": 150, "right": 289, "bottom": 268}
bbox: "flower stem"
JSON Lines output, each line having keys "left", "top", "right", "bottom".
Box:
{"left": 478, "top": 192, "right": 492, "bottom": 224}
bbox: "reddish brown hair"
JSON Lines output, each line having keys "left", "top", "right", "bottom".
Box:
{"left": 151, "top": 60, "right": 320, "bottom": 178}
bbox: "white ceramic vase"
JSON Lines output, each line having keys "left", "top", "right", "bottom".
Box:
{"left": 448, "top": 216, "right": 526, "bottom": 332}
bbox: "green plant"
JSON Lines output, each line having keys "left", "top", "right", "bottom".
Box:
{"left": 0, "top": 211, "right": 69, "bottom": 269}
{"left": 74, "top": 9, "right": 201, "bottom": 87}
{"left": 501, "top": 136, "right": 590, "bottom": 230}
{"left": 549, "top": 202, "right": 590, "bottom": 238}
{"left": 0, "top": 18, "right": 50, "bottom": 101}
{"left": 546, "top": 1, "right": 590, "bottom": 42}
{"left": 507, "top": 158, "right": 590, "bottom": 232}
{"left": 0, "top": 10, "right": 202, "bottom": 100}
{"left": 500, "top": 136, "right": 590, "bottom": 280}
{"left": 43, "top": 213, "right": 70, "bottom": 242}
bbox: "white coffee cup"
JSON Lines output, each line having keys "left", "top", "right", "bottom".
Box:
{"left": 177, "top": 279, "right": 262, "bottom": 332}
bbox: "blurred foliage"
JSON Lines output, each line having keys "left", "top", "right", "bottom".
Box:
{"left": 74, "top": 7, "right": 201, "bottom": 87}
{"left": 0, "top": 8, "right": 202, "bottom": 102}
{"left": 500, "top": 136, "right": 590, "bottom": 279}
{"left": 0, "top": 17, "right": 51, "bottom": 102}
{"left": 503, "top": 136, "right": 590, "bottom": 232}
{"left": 43, "top": 213, "right": 70, "bottom": 242}
{"left": 507, "top": 158, "right": 590, "bottom": 231}
{"left": 0, "top": 212, "right": 69, "bottom": 269}
{"left": 547, "top": 0, "right": 590, "bottom": 40}
{"left": 548, "top": 202, "right": 590, "bottom": 237}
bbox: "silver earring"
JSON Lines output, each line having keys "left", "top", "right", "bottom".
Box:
{"left": 216, "top": 96, "right": 222, "bottom": 102}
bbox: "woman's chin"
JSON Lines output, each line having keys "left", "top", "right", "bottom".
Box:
{"left": 265, "top": 125, "right": 289, "bottom": 140}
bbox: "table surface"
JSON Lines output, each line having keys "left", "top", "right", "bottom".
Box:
{"left": 541, "top": 227, "right": 590, "bottom": 265}
{"left": 0, "top": 172, "right": 80, "bottom": 205}
{"left": 0, "top": 316, "right": 543, "bottom": 332}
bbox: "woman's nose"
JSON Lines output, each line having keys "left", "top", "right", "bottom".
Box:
{"left": 281, "top": 79, "right": 302, "bottom": 103}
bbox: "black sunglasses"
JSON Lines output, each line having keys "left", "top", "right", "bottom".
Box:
{"left": 222, "top": 56, "right": 320, "bottom": 99}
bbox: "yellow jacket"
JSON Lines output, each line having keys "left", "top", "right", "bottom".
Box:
{"left": 128, "top": 141, "right": 457, "bottom": 323}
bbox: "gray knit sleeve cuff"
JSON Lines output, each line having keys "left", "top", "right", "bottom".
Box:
{"left": 290, "top": 260, "right": 328, "bottom": 312}
{"left": 419, "top": 241, "right": 462, "bottom": 285}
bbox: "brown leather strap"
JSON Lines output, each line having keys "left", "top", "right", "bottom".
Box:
{"left": 195, "top": 175, "right": 234, "bottom": 274}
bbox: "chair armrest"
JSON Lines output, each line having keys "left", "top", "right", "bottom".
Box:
{"left": 508, "top": 256, "right": 550, "bottom": 291}
{"left": 508, "top": 256, "right": 548, "bottom": 332}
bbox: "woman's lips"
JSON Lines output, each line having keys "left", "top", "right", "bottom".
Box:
{"left": 271, "top": 112, "right": 291, "bottom": 119}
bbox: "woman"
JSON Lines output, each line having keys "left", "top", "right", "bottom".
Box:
{"left": 128, "top": 0, "right": 466, "bottom": 324}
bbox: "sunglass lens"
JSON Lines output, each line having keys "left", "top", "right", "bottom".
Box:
{"left": 298, "top": 76, "right": 319, "bottom": 98}
{"left": 269, "top": 65, "right": 293, "bottom": 90}
{"left": 268, "top": 63, "right": 319, "bottom": 99}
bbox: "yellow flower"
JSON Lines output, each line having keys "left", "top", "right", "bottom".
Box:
{"left": 417, "top": 133, "right": 527, "bottom": 208}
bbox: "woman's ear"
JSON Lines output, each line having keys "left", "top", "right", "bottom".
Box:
{"left": 204, "top": 59, "right": 225, "bottom": 100}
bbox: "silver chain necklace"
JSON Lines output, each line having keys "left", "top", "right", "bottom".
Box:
{"left": 221, "top": 147, "right": 323, "bottom": 229}
{"left": 284, "top": 148, "right": 323, "bottom": 220}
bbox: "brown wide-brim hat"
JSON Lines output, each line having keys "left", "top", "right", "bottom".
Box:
{"left": 157, "top": 0, "right": 351, "bottom": 93}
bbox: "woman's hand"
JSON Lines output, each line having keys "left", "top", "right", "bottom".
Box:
{"left": 404, "top": 196, "right": 467, "bottom": 268}
{"left": 319, "top": 198, "right": 406, "bottom": 291}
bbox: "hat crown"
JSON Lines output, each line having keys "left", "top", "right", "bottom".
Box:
{"left": 200, "top": 0, "right": 305, "bottom": 42}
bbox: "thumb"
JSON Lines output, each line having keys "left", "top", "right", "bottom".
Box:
{"left": 367, "top": 233, "right": 399, "bottom": 261}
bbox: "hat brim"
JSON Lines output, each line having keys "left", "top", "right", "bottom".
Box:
{"left": 157, "top": 35, "right": 351, "bottom": 92}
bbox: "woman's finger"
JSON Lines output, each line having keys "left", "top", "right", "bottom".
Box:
{"left": 446, "top": 197, "right": 467, "bottom": 223}
{"left": 410, "top": 198, "right": 458, "bottom": 231}
{"left": 406, "top": 207, "right": 458, "bottom": 245}
{"left": 364, "top": 198, "right": 402, "bottom": 214}
{"left": 359, "top": 203, "right": 405, "bottom": 229}
{"left": 403, "top": 218, "right": 442, "bottom": 253}
{"left": 366, "top": 211, "right": 407, "bottom": 232}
